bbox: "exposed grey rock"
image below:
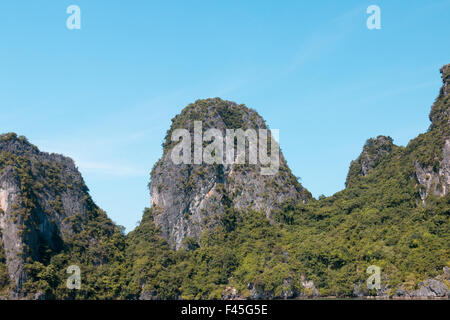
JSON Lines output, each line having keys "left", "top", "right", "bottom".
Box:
{"left": 222, "top": 286, "right": 241, "bottom": 300}
{"left": 443, "top": 266, "right": 450, "bottom": 276}
{"left": 33, "top": 291, "right": 46, "bottom": 300}
{"left": 247, "top": 282, "right": 273, "bottom": 299}
{"left": 150, "top": 98, "right": 311, "bottom": 249}
{"left": 299, "top": 276, "right": 319, "bottom": 297}
{"left": 0, "top": 133, "right": 96, "bottom": 295}
{"left": 394, "top": 268, "right": 449, "bottom": 298}
{"left": 395, "top": 279, "right": 449, "bottom": 298}
{"left": 0, "top": 166, "right": 26, "bottom": 292}
{"left": 280, "top": 278, "right": 296, "bottom": 299}
{"left": 139, "top": 290, "right": 160, "bottom": 300}
{"left": 411, "top": 279, "right": 448, "bottom": 297}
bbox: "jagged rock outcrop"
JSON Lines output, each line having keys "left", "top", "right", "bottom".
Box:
{"left": 394, "top": 267, "right": 449, "bottom": 298}
{"left": 345, "top": 135, "right": 396, "bottom": 187}
{"left": 353, "top": 268, "right": 449, "bottom": 299}
{"left": 0, "top": 133, "right": 97, "bottom": 296}
{"left": 414, "top": 139, "right": 450, "bottom": 201}
{"left": 150, "top": 98, "right": 311, "bottom": 249}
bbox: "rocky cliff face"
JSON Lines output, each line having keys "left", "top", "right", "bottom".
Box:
{"left": 414, "top": 139, "right": 450, "bottom": 202}
{"left": 0, "top": 133, "right": 98, "bottom": 296}
{"left": 150, "top": 98, "right": 311, "bottom": 249}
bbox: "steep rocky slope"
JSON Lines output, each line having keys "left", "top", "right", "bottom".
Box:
{"left": 150, "top": 98, "right": 311, "bottom": 249}
{"left": 0, "top": 133, "right": 126, "bottom": 298}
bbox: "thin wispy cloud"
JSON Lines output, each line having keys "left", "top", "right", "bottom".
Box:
{"left": 277, "top": 6, "right": 361, "bottom": 80}
{"left": 34, "top": 133, "right": 152, "bottom": 178}
{"left": 360, "top": 80, "right": 442, "bottom": 104}
{"left": 76, "top": 160, "right": 147, "bottom": 177}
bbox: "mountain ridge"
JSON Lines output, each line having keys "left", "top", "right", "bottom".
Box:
{"left": 0, "top": 64, "right": 448, "bottom": 299}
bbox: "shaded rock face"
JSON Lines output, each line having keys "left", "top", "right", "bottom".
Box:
{"left": 0, "top": 133, "right": 92, "bottom": 294}
{"left": 150, "top": 98, "right": 311, "bottom": 249}
{"left": 346, "top": 136, "right": 395, "bottom": 187}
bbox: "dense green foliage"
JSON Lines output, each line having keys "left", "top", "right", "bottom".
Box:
{"left": 125, "top": 208, "right": 182, "bottom": 299}
{"left": 125, "top": 191, "right": 448, "bottom": 298}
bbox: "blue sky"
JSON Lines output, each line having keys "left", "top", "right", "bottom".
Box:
{"left": 1, "top": 0, "right": 449, "bottom": 232}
